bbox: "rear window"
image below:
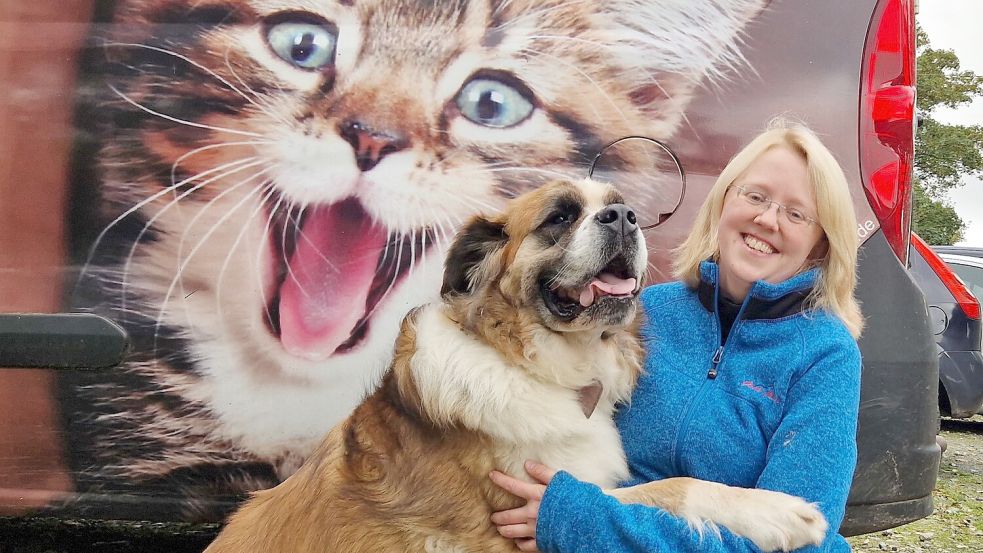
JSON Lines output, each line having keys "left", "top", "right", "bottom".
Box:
{"left": 948, "top": 262, "right": 983, "bottom": 300}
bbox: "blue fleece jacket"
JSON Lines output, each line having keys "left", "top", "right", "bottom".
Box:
{"left": 537, "top": 261, "right": 862, "bottom": 552}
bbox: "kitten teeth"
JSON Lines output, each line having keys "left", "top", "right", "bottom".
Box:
{"left": 743, "top": 234, "right": 776, "bottom": 254}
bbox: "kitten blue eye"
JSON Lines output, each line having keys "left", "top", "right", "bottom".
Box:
{"left": 456, "top": 77, "right": 534, "bottom": 128}
{"left": 266, "top": 21, "right": 337, "bottom": 70}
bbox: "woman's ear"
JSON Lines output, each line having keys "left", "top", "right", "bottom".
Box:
{"left": 809, "top": 235, "right": 830, "bottom": 263}
{"left": 440, "top": 216, "right": 508, "bottom": 297}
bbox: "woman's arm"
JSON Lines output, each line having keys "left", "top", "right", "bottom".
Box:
{"left": 493, "top": 465, "right": 826, "bottom": 552}
{"left": 494, "top": 339, "right": 862, "bottom": 553}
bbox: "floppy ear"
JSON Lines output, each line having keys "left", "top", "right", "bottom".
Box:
{"left": 441, "top": 216, "right": 508, "bottom": 297}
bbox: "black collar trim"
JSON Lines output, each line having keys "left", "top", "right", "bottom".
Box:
{"left": 697, "top": 279, "right": 811, "bottom": 320}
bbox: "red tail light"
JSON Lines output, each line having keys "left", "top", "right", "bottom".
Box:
{"left": 912, "top": 233, "right": 981, "bottom": 320}
{"left": 860, "top": 0, "right": 916, "bottom": 264}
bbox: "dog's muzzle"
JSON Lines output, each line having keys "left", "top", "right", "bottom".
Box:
{"left": 540, "top": 204, "right": 645, "bottom": 321}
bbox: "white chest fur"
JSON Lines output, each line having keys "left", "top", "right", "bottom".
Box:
{"left": 410, "top": 305, "right": 632, "bottom": 488}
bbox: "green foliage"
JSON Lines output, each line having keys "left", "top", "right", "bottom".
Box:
{"left": 915, "top": 29, "right": 983, "bottom": 114}
{"left": 912, "top": 26, "right": 983, "bottom": 244}
{"left": 912, "top": 180, "right": 965, "bottom": 245}
{"left": 916, "top": 119, "right": 983, "bottom": 196}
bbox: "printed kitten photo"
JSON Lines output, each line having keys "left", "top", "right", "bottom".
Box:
{"left": 59, "top": 0, "right": 767, "bottom": 520}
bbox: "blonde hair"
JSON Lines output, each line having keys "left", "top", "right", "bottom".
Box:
{"left": 672, "top": 118, "right": 864, "bottom": 337}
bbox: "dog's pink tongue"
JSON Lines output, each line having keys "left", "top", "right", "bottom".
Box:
{"left": 579, "top": 273, "right": 637, "bottom": 307}
{"left": 279, "top": 200, "right": 388, "bottom": 361}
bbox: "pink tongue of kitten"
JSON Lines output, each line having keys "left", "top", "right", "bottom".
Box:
{"left": 579, "top": 273, "right": 637, "bottom": 307}
{"left": 278, "top": 200, "right": 388, "bottom": 361}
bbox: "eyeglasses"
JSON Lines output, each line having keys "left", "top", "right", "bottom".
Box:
{"left": 728, "top": 185, "right": 819, "bottom": 227}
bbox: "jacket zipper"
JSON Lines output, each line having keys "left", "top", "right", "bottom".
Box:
{"left": 708, "top": 346, "right": 724, "bottom": 379}
{"left": 671, "top": 281, "right": 750, "bottom": 474}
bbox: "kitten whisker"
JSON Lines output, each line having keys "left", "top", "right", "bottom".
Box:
{"left": 153, "top": 165, "right": 279, "bottom": 353}
{"left": 360, "top": 231, "right": 412, "bottom": 331}
{"left": 79, "top": 155, "right": 264, "bottom": 289}
{"left": 279, "top": 204, "right": 307, "bottom": 300}
{"left": 408, "top": 228, "right": 417, "bottom": 283}
{"left": 463, "top": 165, "right": 575, "bottom": 182}
{"left": 520, "top": 48, "right": 629, "bottom": 123}
{"left": 171, "top": 140, "right": 273, "bottom": 190}
{"left": 216, "top": 181, "right": 279, "bottom": 331}
{"left": 119, "top": 157, "right": 270, "bottom": 317}
{"left": 172, "top": 163, "right": 279, "bottom": 304}
{"left": 433, "top": 187, "right": 503, "bottom": 216}
{"left": 430, "top": 207, "right": 458, "bottom": 251}
{"left": 256, "top": 192, "right": 290, "bottom": 331}
{"left": 292, "top": 207, "right": 341, "bottom": 275}
{"left": 107, "top": 83, "right": 264, "bottom": 139}
{"left": 222, "top": 46, "right": 295, "bottom": 128}
{"left": 105, "top": 42, "right": 281, "bottom": 126}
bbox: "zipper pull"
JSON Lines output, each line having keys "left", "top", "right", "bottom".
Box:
{"left": 708, "top": 346, "right": 724, "bottom": 379}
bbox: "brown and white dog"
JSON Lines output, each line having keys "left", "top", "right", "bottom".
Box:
{"left": 205, "top": 179, "right": 826, "bottom": 553}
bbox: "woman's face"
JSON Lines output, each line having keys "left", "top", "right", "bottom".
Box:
{"left": 716, "top": 146, "right": 826, "bottom": 301}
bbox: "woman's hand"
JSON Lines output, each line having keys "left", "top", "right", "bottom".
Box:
{"left": 489, "top": 460, "right": 558, "bottom": 552}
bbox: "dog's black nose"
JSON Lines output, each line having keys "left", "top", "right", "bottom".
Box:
{"left": 596, "top": 204, "right": 638, "bottom": 237}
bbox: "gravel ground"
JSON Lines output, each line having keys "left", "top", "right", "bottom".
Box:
{"left": 1, "top": 418, "right": 979, "bottom": 552}
{"left": 848, "top": 416, "right": 983, "bottom": 553}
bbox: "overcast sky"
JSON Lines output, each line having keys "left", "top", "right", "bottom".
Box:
{"left": 918, "top": 0, "right": 983, "bottom": 245}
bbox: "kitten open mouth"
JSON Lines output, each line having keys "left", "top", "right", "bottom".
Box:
{"left": 541, "top": 255, "right": 639, "bottom": 320}
{"left": 265, "top": 198, "right": 428, "bottom": 361}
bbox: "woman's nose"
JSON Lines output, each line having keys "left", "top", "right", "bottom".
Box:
{"left": 754, "top": 202, "right": 781, "bottom": 229}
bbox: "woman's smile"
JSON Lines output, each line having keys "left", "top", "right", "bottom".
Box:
{"left": 742, "top": 233, "right": 777, "bottom": 255}
{"left": 717, "top": 145, "right": 825, "bottom": 301}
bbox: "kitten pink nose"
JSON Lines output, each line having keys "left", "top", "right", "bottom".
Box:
{"left": 339, "top": 121, "right": 409, "bottom": 172}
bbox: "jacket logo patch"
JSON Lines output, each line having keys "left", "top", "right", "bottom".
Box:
{"left": 740, "top": 380, "right": 780, "bottom": 404}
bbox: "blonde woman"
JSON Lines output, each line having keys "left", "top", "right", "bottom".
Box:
{"left": 491, "top": 120, "right": 864, "bottom": 552}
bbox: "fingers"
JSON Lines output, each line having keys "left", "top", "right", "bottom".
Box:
{"left": 524, "top": 460, "right": 558, "bottom": 485}
{"left": 490, "top": 507, "right": 530, "bottom": 526}
{"left": 495, "top": 522, "right": 536, "bottom": 540}
{"left": 488, "top": 462, "right": 553, "bottom": 553}
{"left": 516, "top": 538, "right": 540, "bottom": 552}
{"left": 489, "top": 470, "right": 546, "bottom": 501}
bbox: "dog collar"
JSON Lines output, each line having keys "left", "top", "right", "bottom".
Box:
{"left": 577, "top": 380, "right": 603, "bottom": 418}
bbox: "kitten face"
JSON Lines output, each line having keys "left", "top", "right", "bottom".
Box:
{"left": 90, "top": 0, "right": 766, "bottom": 459}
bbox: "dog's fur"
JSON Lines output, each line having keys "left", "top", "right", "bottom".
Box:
{"left": 205, "top": 179, "right": 827, "bottom": 553}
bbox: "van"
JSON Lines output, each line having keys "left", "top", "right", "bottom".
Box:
{"left": 0, "top": 0, "right": 937, "bottom": 536}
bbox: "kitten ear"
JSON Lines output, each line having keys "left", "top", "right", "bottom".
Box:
{"left": 608, "top": 0, "right": 769, "bottom": 123}
{"left": 441, "top": 216, "right": 509, "bottom": 297}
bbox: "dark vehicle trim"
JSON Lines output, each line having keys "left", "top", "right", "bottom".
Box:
{"left": 0, "top": 313, "right": 128, "bottom": 369}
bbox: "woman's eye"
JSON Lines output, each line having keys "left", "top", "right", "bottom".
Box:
{"left": 456, "top": 77, "right": 534, "bottom": 128}
{"left": 267, "top": 21, "right": 337, "bottom": 70}
{"left": 746, "top": 191, "right": 768, "bottom": 204}
{"left": 786, "top": 209, "right": 807, "bottom": 223}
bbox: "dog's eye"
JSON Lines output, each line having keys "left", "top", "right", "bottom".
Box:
{"left": 547, "top": 212, "right": 574, "bottom": 226}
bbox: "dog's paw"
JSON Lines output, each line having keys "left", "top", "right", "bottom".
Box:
{"left": 730, "top": 491, "right": 828, "bottom": 552}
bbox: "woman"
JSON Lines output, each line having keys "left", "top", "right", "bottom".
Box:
{"left": 489, "top": 120, "right": 864, "bottom": 552}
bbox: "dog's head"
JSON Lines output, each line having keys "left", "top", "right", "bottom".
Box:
{"left": 442, "top": 179, "right": 647, "bottom": 333}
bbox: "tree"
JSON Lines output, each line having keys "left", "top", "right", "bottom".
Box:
{"left": 912, "top": 180, "right": 964, "bottom": 245}
{"left": 912, "top": 27, "right": 983, "bottom": 244}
